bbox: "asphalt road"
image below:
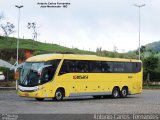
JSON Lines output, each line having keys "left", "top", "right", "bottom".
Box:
{"left": 0, "top": 90, "right": 160, "bottom": 114}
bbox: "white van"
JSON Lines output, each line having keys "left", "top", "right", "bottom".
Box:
{"left": 0, "top": 72, "right": 5, "bottom": 81}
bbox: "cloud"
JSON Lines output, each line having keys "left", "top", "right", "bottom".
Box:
{"left": 1, "top": 0, "right": 160, "bottom": 52}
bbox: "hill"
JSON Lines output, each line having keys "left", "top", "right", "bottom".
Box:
{"left": 145, "top": 40, "right": 160, "bottom": 52}
{"left": 0, "top": 36, "right": 137, "bottom": 62}
{"left": 0, "top": 36, "right": 95, "bottom": 54}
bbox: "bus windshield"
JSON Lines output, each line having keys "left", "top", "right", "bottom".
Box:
{"left": 19, "top": 62, "right": 44, "bottom": 87}
{"left": 19, "top": 60, "right": 60, "bottom": 87}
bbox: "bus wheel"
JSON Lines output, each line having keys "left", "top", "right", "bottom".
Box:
{"left": 55, "top": 89, "right": 64, "bottom": 101}
{"left": 112, "top": 87, "right": 120, "bottom": 98}
{"left": 120, "top": 87, "right": 128, "bottom": 98}
{"left": 35, "top": 98, "right": 44, "bottom": 101}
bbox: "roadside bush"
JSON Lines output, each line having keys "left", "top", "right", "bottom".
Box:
{"left": 143, "top": 70, "right": 160, "bottom": 82}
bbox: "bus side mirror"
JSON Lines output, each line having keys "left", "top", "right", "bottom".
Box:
{"left": 18, "top": 66, "right": 23, "bottom": 71}
{"left": 15, "top": 62, "right": 25, "bottom": 73}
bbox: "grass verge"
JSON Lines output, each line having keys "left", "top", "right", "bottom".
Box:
{"left": 143, "top": 85, "right": 160, "bottom": 89}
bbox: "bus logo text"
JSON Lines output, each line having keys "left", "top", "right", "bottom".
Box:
{"left": 73, "top": 75, "right": 88, "bottom": 79}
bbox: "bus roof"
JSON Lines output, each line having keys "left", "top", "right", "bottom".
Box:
{"left": 26, "top": 54, "right": 141, "bottom": 62}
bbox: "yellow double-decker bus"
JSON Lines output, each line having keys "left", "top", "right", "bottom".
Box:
{"left": 18, "top": 54, "right": 142, "bottom": 101}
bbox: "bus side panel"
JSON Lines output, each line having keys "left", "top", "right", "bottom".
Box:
{"left": 132, "top": 72, "right": 143, "bottom": 94}
{"left": 39, "top": 70, "right": 142, "bottom": 98}
{"left": 54, "top": 73, "right": 135, "bottom": 96}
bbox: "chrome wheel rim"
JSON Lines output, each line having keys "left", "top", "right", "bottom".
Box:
{"left": 113, "top": 90, "right": 118, "bottom": 97}
{"left": 56, "top": 91, "right": 62, "bottom": 100}
{"left": 122, "top": 89, "right": 127, "bottom": 96}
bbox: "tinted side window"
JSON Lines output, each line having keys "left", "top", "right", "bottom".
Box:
{"left": 124, "top": 62, "right": 132, "bottom": 73}
{"left": 41, "top": 60, "right": 61, "bottom": 84}
{"left": 113, "top": 62, "right": 125, "bottom": 73}
{"left": 89, "top": 61, "right": 101, "bottom": 72}
{"left": 59, "top": 60, "right": 142, "bottom": 74}
{"left": 41, "top": 66, "right": 54, "bottom": 84}
{"left": 132, "top": 62, "right": 141, "bottom": 73}
{"left": 75, "top": 60, "right": 89, "bottom": 72}
{"left": 59, "top": 60, "right": 76, "bottom": 74}
{"left": 101, "top": 61, "right": 113, "bottom": 72}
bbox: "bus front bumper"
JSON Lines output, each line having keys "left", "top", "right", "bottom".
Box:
{"left": 18, "top": 90, "right": 44, "bottom": 98}
{"left": 18, "top": 85, "right": 44, "bottom": 98}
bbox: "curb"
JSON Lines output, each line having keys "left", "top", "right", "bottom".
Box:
{"left": 143, "top": 87, "right": 160, "bottom": 90}
{"left": 0, "top": 87, "right": 16, "bottom": 90}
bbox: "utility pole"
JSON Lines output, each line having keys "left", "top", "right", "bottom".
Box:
{"left": 15, "top": 5, "right": 23, "bottom": 90}
{"left": 134, "top": 4, "right": 145, "bottom": 60}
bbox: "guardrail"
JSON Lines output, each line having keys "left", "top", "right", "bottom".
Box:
{"left": 147, "top": 82, "right": 160, "bottom": 85}
{"left": 0, "top": 87, "right": 16, "bottom": 90}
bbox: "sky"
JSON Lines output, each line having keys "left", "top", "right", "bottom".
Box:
{"left": 0, "top": 0, "right": 160, "bottom": 52}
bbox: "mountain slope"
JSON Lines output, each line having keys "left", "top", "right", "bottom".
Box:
{"left": 0, "top": 36, "right": 138, "bottom": 62}
{"left": 0, "top": 36, "right": 94, "bottom": 54}
{"left": 145, "top": 41, "right": 160, "bottom": 52}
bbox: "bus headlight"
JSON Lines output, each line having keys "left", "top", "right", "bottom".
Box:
{"left": 33, "top": 86, "right": 39, "bottom": 92}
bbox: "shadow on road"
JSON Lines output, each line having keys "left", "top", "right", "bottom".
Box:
{"left": 23, "top": 95, "right": 138, "bottom": 102}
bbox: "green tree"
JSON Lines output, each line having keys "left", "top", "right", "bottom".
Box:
{"left": 143, "top": 56, "right": 159, "bottom": 82}
{"left": 136, "top": 46, "right": 146, "bottom": 60}
{"left": 143, "top": 56, "right": 158, "bottom": 71}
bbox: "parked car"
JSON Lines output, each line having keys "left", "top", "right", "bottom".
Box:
{"left": 0, "top": 72, "right": 5, "bottom": 81}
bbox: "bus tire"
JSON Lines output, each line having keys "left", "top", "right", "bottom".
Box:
{"left": 111, "top": 87, "right": 120, "bottom": 98}
{"left": 120, "top": 87, "right": 128, "bottom": 98}
{"left": 55, "top": 89, "right": 64, "bottom": 101}
{"left": 35, "top": 98, "right": 44, "bottom": 101}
